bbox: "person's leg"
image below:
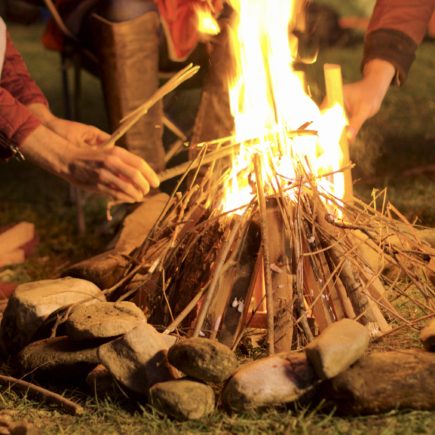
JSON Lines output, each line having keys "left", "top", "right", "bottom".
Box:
{"left": 88, "top": 0, "right": 165, "bottom": 171}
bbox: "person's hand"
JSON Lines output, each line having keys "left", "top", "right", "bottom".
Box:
{"left": 46, "top": 118, "right": 110, "bottom": 148}
{"left": 343, "top": 59, "right": 395, "bottom": 142}
{"left": 26, "top": 103, "right": 109, "bottom": 147}
{"left": 20, "top": 124, "right": 160, "bottom": 202}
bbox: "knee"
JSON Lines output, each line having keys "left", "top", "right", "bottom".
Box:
{"left": 97, "top": 0, "right": 158, "bottom": 23}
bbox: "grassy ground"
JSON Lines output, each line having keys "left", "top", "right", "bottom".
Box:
{"left": 0, "top": 15, "right": 434, "bottom": 435}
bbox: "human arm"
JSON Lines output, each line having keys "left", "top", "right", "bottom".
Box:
{"left": 344, "top": 59, "right": 395, "bottom": 141}
{"left": 0, "top": 29, "right": 159, "bottom": 200}
{"left": 19, "top": 124, "right": 160, "bottom": 202}
{"left": 26, "top": 102, "right": 110, "bottom": 147}
{"left": 343, "top": 0, "right": 435, "bottom": 140}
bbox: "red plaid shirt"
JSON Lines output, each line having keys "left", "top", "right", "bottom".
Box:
{"left": 0, "top": 31, "right": 48, "bottom": 148}
{"left": 154, "top": 0, "right": 223, "bottom": 60}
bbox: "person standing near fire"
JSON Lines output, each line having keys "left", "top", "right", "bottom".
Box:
{"left": 0, "top": 16, "right": 160, "bottom": 202}
{"left": 344, "top": 0, "right": 435, "bottom": 141}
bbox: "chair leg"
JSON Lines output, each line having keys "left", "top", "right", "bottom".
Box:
{"left": 72, "top": 53, "right": 87, "bottom": 236}
{"left": 61, "top": 52, "right": 72, "bottom": 120}
{"left": 72, "top": 52, "right": 82, "bottom": 122}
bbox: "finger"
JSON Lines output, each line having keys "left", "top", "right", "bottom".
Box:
{"left": 104, "top": 153, "right": 151, "bottom": 197}
{"left": 99, "top": 167, "right": 146, "bottom": 202}
{"left": 84, "top": 127, "right": 111, "bottom": 147}
{"left": 95, "top": 182, "right": 140, "bottom": 203}
{"left": 113, "top": 147, "right": 160, "bottom": 188}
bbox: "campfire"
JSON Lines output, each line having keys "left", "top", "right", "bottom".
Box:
{"left": 106, "top": 0, "right": 434, "bottom": 354}
{"left": 1, "top": 0, "right": 434, "bottom": 422}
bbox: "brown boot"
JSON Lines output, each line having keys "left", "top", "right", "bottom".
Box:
{"left": 91, "top": 12, "right": 165, "bottom": 171}
{"left": 191, "top": 18, "right": 234, "bottom": 147}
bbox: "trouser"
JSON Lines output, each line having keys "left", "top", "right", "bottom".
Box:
{"left": 58, "top": 0, "right": 163, "bottom": 170}
{"left": 191, "top": 18, "right": 234, "bottom": 147}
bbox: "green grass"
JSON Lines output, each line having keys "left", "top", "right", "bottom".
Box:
{"left": 1, "top": 19, "right": 434, "bottom": 434}
{"left": 2, "top": 390, "right": 435, "bottom": 435}
{"left": 316, "top": 0, "right": 376, "bottom": 17}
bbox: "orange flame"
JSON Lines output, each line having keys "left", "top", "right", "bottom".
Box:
{"left": 221, "top": 0, "right": 347, "bottom": 214}
{"left": 195, "top": 5, "right": 221, "bottom": 37}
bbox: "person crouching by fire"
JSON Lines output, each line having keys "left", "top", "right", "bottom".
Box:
{"left": 0, "top": 16, "right": 160, "bottom": 202}
{"left": 41, "top": 0, "right": 225, "bottom": 172}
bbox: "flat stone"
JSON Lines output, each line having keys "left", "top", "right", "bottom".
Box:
{"left": 64, "top": 250, "right": 130, "bottom": 290}
{"left": 149, "top": 379, "right": 215, "bottom": 420}
{"left": 305, "top": 319, "right": 370, "bottom": 379}
{"left": 65, "top": 301, "right": 146, "bottom": 341}
{"left": 64, "top": 193, "right": 169, "bottom": 289}
{"left": 1, "top": 277, "right": 104, "bottom": 352}
{"left": 222, "top": 352, "right": 316, "bottom": 411}
{"left": 113, "top": 193, "right": 169, "bottom": 253}
{"left": 18, "top": 336, "right": 99, "bottom": 379}
{"left": 420, "top": 319, "right": 435, "bottom": 351}
{"left": 321, "top": 350, "right": 435, "bottom": 414}
{"left": 98, "top": 323, "right": 176, "bottom": 394}
{"left": 168, "top": 337, "right": 238, "bottom": 383}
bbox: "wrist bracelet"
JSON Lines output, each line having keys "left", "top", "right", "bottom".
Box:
{"left": 0, "top": 132, "right": 25, "bottom": 161}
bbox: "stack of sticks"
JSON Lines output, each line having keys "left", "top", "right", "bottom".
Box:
{"left": 102, "top": 64, "right": 434, "bottom": 355}
{"left": 104, "top": 130, "right": 434, "bottom": 355}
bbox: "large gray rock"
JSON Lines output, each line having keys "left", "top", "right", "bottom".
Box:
{"left": 168, "top": 337, "right": 238, "bottom": 383}
{"left": 18, "top": 336, "right": 99, "bottom": 379}
{"left": 98, "top": 323, "right": 176, "bottom": 394}
{"left": 322, "top": 350, "right": 435, "bottom": 414}
{"left": 420, "top": 319, "right": 435, "bottom": 351}
{"left": 65, "top": 301, "right": 146, "bottom": 341}
{"left": 222, "top": 353, "right": 316, "bottom": 411}
{"left": 1, "top": 277, "right": 104, "bottom": 352}
{"left": 305, "top": 319, "right": 370, "bottom": 379}
{"left": 149, "top": 379, "right": 215, "bottom": 420}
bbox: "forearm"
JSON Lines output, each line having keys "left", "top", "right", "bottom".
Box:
{"left": 361, "top": 59, "right": 395, "bottom": 102}
{"left": 0, "top": 87, "right": 42, "bottom": 148}
{"left": 1, "top": 32, "right": 48, "bottom": 106}
{"left": 26, "top": 102, "right": 59, "bottom": 129}
{"left": 20, "top": 124, "right": 69, "bottom": 179}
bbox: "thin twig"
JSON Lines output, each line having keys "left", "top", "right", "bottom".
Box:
{"left": 253, "top": 153, "right": 275, "bottom": 354}
{"left": 104, "top": 64, "right": 200, "bottom": 148}
{"left": 0, "top": 374, "right": 84, "bottom": 415}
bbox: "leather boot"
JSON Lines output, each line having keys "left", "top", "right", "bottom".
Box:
{"left": 191, "top": 18, "right": 234, "bottom": 147}
{"left": 91, "top": 12, "right": 165, "bottom": 171}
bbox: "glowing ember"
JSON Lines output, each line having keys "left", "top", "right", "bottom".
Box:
{"left": 221, "top": 0, "right": 347, "bottom": 214}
